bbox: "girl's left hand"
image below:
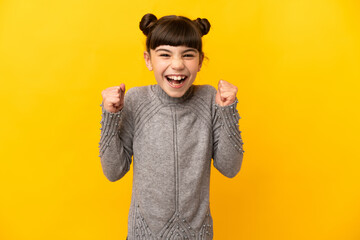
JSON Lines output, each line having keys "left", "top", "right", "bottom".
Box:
{"left": 215, "top": 79, "right": 238, "bottom": 106}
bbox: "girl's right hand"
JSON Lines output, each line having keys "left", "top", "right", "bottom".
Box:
{"left": 101, "top": 83, "right": 126, "bottom": 113}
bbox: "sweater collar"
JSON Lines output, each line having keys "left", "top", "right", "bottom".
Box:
{"left": 151, "top": 84, "right": 194, "bottom": 104}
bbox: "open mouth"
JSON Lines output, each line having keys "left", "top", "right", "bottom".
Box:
{"left": 165, "top": 75, "right": 188, "bottom": 88}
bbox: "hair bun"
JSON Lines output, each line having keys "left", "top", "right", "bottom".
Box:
{"left": 139, "top": 13, "right": 158, "bottom": 36}
{"left": 193, "top": 18, "right": 211, "bottom": 36}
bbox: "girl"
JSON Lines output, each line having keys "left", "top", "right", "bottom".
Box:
{"left": 99, "top": 13, "right": 244, "bottom": 240}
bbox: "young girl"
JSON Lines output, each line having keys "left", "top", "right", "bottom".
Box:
{"left": 99, "top": 13, "right": 244, "bottom": 240}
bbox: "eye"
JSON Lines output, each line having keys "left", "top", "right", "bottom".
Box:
{"left": 183, "top": 54, "right": 195, "bottom": 58}
{"left": 159, "top": 53, "right": 170, "bottom": 57}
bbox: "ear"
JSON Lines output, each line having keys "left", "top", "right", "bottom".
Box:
{"left": 144, "top": 51, "right": 153, "bottom": 71}
{"left": 197, "top": 53, "right": 204, "bottom": 72}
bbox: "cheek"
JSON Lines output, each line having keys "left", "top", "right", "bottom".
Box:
{"left": 189, "top": 62, "right": 201, "bottom": 73}
{"left": 153, "top": 62, "right": 168, "bottom": 73}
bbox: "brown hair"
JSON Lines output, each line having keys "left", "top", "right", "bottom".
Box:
{"left": 139, "top": 13, "right": 211, "bottom": 55}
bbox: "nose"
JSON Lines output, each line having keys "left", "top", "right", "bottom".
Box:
{"left": 171, "top": 57, "right": 185, "bottom": 70}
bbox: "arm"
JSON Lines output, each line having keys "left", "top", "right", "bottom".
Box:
{"left": 212, "top": 80, "right": 244, "bottom": 178}
{"left": 98, "top": 84, "right": 134, "bottom": 182}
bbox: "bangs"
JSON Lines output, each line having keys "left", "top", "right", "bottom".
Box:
{"left": 147, "top": 18, "right": 202, "bottom": 52}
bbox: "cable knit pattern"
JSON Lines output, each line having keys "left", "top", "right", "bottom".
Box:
{"left": 99, "top": 84, "right": 244, "bottom": 239}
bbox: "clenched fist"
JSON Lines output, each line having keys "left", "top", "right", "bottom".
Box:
{"left": 215, "top": 80, "right": 238, "bottom": 106}
{"left": 101, "top": 83, "right": 126, "bottom": 113}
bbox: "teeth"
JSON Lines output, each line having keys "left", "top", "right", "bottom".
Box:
{"left": 167, "top": 76, "right": 186, "bottom": 81}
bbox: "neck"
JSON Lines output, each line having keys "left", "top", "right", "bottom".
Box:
{"left": 151, "top": 85, "right": 194, "bottom": 104}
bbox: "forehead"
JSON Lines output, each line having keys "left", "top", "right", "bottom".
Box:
{"left": 153, "top": 45, "right": 199, "bottom": 53}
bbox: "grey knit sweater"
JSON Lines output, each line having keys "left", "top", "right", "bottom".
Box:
{"left": 99, "top": 84, "right": 244, "bottom": 240}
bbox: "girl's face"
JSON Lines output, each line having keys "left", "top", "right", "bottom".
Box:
{"left": 144, "top": 45, "right": 203, "bottom": 98}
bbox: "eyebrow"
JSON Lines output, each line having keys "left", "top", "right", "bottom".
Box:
{"left": 155, "top": 48, "right": 198, "bottom": 54}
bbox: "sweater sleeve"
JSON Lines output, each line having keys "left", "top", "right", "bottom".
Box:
{"left": 212, "top": 99, "right": 244, "bottom": 178}
{"left": 98, "top": 97, "right": 134, "bottom": 182}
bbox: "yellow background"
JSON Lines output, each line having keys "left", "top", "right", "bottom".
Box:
{"left": 1, "top": 0, "right": 359, "bottom": 239}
